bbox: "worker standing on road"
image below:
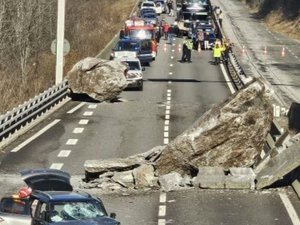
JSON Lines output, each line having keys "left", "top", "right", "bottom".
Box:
{"left": 213, "top": 42, "right": 225, "bottom": 65}
{"left": 186, "top": 38, "right": 193, "bottom": 63}
{"left": 223, "top": 39, "right": 232, "bottom": 65}
{"left": 180, "top": 37, "right": 188, "bottom": 62}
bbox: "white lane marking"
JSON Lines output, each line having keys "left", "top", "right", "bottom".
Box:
{"left": 164, "top": 126, "right": 169, "bottom": 132}
{"left": 67, "top": 102, "right": 85, "bottom": 114}
{"left": 159, "top": 205, "right": 166, "bottom": 217}
{"left": 73, "top": 128, "right": 84, "bottom": 134}
{"left": 158, "top": 219, "right": 166, "bottom": 225}
{"left": 172, "top": 43, "right": 176, "bottom": 46}
{"left": 11, "top": 119, "right": 61, "bottom": 153}
{"left": 167, "top": 97, "right": 171, "bottom": 101}
{"left": 171, "top": 56, "right": 174, "bottom": 59}
{"left": 79, "top": 119, "right": 89, "bottom": 125}
{"left": 220, "top": 64, "right": 236, "bottom": 94}
{"left": 166, "top": 105, "right": 171, "bottom": 110}
{"left": 50, "top": 163, "right": 64, "bottom": 170}
{"left": 295, "top": 56, "right": 299, "bottom": 59}
{"left": 163, "top": 138, "right": 169, "bottom": 145}
{"left": 165, "top": 120, "right": 170, "bottom": 125}
{"left": 164, "top": 132, "right": 169, "bottom": 138}
{"left": 169, "top": 64, "right": 173, "bottom": 67}
{"left": 83, "top": 111, "right": 94, "bottom": 116}
{"left": 160, "top": 193, "right": 167, "bottom": 203}
{"left": 279, "top": 193, "right": 300, "bottom": 225}
{"left": 88, "top": 104, "right": 97, "bottom": 109}
{"left": 166, "top": 101, "right": 171, "bottom": 105}
{"left": 165, "top": 110, "right": 170, "bottom": 115}
{"left": 58, "top": 150, "right": 71, "bottom": 157}
{"left": 167, "top": 89, "right": 172, "bottom": 93}
{"left": 168, "top": 81, "right": 172, "bottom": 84}
{"left": 167, "top": 93, "right": 171, "bottom": 97}
{"left": 171, "top": 49, "right": 175, "bottom": 52}
{"left": 169, "top": 72, "right": 173, "bottom": 75}
{"left": 165, "top": 115, "right": 170, "bottom": 120}
{"left": 66, "top": 139, "right": 78, "bottom": 145}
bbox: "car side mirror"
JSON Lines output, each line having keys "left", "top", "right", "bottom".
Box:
{"left": 110, "top": 212, "right": 116, "bottom": 219}
{"left": 142, "top": 67, "right": 145, "bottom": 71}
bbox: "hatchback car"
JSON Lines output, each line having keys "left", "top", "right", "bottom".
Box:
{"left": 0, "top": 169, "right": 120, "bottom": 225}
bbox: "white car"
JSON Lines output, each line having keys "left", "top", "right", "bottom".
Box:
{"left": 155, "top": 2, "right": 163, "bottom": 14}
{"left": 114, "top": 57, "right": 144, "bottom": 91}
{"left": 140, "top": 1, "right": 157, "bottom": 14}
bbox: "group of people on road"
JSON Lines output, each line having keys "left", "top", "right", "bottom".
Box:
{"left": 212, "top": 38, "right": 232, "bottom": 65}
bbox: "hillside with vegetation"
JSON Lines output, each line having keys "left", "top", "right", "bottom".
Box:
{"left": 0, "top": 0, "right": 136, "bottom": 114}
{"left": 243, "top": 0, "right": 300, "bottom": 39}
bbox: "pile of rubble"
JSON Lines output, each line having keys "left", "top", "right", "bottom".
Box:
{"left": 81, "top": 78, "right": 282, "bottom": 193}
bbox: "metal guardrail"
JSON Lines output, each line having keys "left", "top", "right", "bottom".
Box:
{"left": 0, "top": 80, "right": 69, "bottom": 142}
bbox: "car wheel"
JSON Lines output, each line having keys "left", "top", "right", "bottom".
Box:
{"left": 139, "top": 82, "right": 143, "bottom": 91}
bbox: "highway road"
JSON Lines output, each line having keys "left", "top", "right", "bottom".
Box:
{"left": 0, "top": 3, "right": 299, "bottom": 225}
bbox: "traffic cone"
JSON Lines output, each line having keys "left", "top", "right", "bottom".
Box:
{"left": 242, "top": 45, "right": 245, "bottom": 54}
{"left": 264, "top": 46, "right": 267, "bottom": 55}
{"left": 281, "top": 47, "right": 285, "bottom": 57}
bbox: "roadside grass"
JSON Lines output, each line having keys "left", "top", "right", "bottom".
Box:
{"left": 0, "top": 0, "right": 136, "bottom": 115}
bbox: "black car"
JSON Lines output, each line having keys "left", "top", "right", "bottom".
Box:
{"left": 139, "top": 8, "right": 156, "bottom": 17}
{"left": 0, "top": 169, "right": 120, "bottom": 225}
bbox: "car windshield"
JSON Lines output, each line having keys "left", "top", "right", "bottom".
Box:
{"left": 115, "top": 41, "right": 139, "bottom": 51}
{"left": 183, "top": 13, "right": 208, "bottom": 21}
{"left": 143, "top": 14, "right": 156, "bottom": 19}
{"left": 125, "top": 61, "right": 140, "bottom": 70}
{"left": 142, "top": 3, "right": 154, "bottom": 7}
{"left": 49, "top": 201, "right": 106, "bottom": 222}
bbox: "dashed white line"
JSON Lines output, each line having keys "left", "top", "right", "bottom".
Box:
{"left": 165, "top": 115, "right": 170, "bottom": 120}
{"left": 66, "top": 139, "right": 78, "bottom": 145}
{"left": 164, "top": 132, "right": 169, "bottom": 138}
{"left": 88, "top": 104, "right": 97, "bottom": 109}
{"left": 160, "top": 193, "right": 167, "bottom": 203}
{"left": 167, "top": 97, "right": 171, "bottom": 101}
{"left": 11, "top": 119, "right": 61, "bottom": 153}
{"left": 83, "top": 111, "right": 94, "bottom": 116}
{"left": 58, "top": 150, "right": 71, "bottom": 157}
{"left": 279, "top": 193, "right": 300, "bottom": 225}
{"left": 169, "top": 72, "right": 173, "bottom": 75}
{"left": 79, "top": 119, "right": 89, "bottom": 125}
{"left": 169, "top": 64, "right": 173, "bottom": 67}
{"left": 67, "top": 102, "right": 85, "bottom": 114}
{"left": 159, "top": 205, "right": 166, "bottom": 217}
{"left": 163, "top": 138, "right": 169, "bottom": 145}
{"left": 50, "top": 163, "right": 64, "bottom": 170}
{"left": 167, "top": 89, "right": 172, "bottom": 93}
{"left": 168, "top": 81, "right": 172, "bottom": 84}
{"left": 158, "top": 219, "right": 166, "bottom": 225}
{"left": 165, "top": 110, "right": 170, "bottom": 115}
{"left": 171, "top": 49, "right": 175, "bottom": 52}
{"left": 164, "top": 126, "right": 169, "bottom": 132}
{"left": 171, "top": 56, "right": 174, "bottom": 59}
{"left": 167, "top": 93, "right": 171, "bottom": 97}
{"left": 73, "top": 127, "right": 84, "bottom": 134}
{"left": 165, "top": 120, "right": 170, "bottom": 125}
{"left": 166, "top": 105, "right": 171, "bottom": 110}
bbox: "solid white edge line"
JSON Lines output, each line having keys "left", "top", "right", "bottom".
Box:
{"left": 220, "top": 64, "right": 236, "bottom": 94}
{"left": 67, "top": 102, "right": 85, "bottom": 114}
{"left": 279, "top": 193, "right": 300, "bottom": 225}
{"left": 11, "top": 119, "right": 61, "bottom": 152}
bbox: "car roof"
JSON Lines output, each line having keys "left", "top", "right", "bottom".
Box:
{"left": 31, "top": 190, "right": 95, "bottom": 202}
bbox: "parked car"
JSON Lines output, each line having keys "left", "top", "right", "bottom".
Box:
{"left": 141, "top": 12, "right": 158, "bottom": 26}
{"left": 110, "top": 38, "right": 154, "bottom": 64}
{"left": 0, "top": 169, "right": 120, "bottom": 225}
{"left": 139, "top": 7, "right": 156, "bottom": 17}
{"left": 114, "top": 57, "right": 144, "bottom": 91}
{"left": 140, "top": 1, "right": 157, "bottom": 14}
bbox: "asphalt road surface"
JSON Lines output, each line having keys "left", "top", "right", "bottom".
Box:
{"left": 0, "top": 4, "right": 299, "bottom": 225}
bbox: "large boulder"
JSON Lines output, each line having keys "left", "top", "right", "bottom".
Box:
{"left": 154, "top": 78, "right": 273, "bottom": 176}
{"left": 66, "top": 57, "right": 128, "bottom": 101}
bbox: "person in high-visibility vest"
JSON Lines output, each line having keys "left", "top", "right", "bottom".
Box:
{"left": 213, "top": 43, "right": 225, "bottom": 65}
{"left": 186, "top": 38, "right": 193, "bottom": 63}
